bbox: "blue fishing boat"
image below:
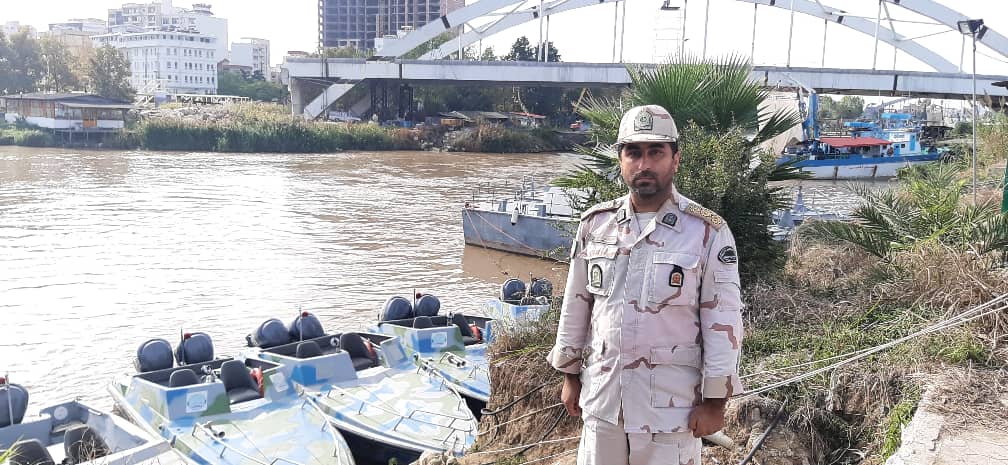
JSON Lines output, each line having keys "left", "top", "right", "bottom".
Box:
{"left": 244, "top": 313, "right": 477, "bottom": 464}
{"left": 108, "top": 332, "right": 356, "bottom": 465}
{"left": 2, "top": 379, "right": 185, "bottom": 465}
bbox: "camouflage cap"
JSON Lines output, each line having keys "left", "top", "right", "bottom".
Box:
{"left": 616, "top": 105, "right": 679, "bottom": 146}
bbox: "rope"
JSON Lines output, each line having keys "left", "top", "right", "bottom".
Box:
{"left": 479, "top": 402, "right": 563, "bottom": 436}
{"left": 463, "top": 208, "right": 545, "bottom": 255}
{"left": 739, "top": 293, "right": 1008, "bottom": 398}
{"left": 467, "top": 433, "right": 581, "bottom": 456}
{"left": 514, "top": 448, "right": 578, "bottom": 465}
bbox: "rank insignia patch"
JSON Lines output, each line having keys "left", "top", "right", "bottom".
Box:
{"left": 661, "top": 213, "right": 678, "bottom": 227}
{"left": 669, "top": 265, "right": 684, "bottom": 287}
{"left": 616, "top": 208, "right": 629, "bottom": 223}
{"left": 718, "top": 246, "right": 738, "bottom": 264}
{"left": 590, "top": 264, "right": 603, "bottom": 288}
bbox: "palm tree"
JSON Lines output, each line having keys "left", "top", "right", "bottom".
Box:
{"left": 808, "top": 163, "right": 1008, "bottom": 259}
{"left": 555, "top": 55, "right": 805, "bottom": 281}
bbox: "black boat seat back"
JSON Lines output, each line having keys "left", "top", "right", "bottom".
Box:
{"left": 414, "top": 294, "right": 441, "bottom": 317}
{"left": 168, "top": 368, "right": 200, "bottom": 387}
{"left": 0, "top": 382, "right": 29, "bottom": 427}
{"left": 296, "top": 341, "right": 323, "bottom": 359}
{"left": 451, "top": 313, "right": 480, "bottom": 345}
{"left": 251, "top": 318, "right": 290, "bottom": 348}
{"left": 413, "top": 316, "right": 433, "bottom": 328}
{"left": 219, "top": 360, "right": 260, "bottom": 404}
{"left": 64, "top": 424, "right": 110, "bottom": 464}
{"left": 380, "top": 296, "right": 413, "bottom": 321}
{"left": 288, "top": 312, "right": 325, "bottom": 340}
{"left": 500, "top": 278, "right": 527, "bottom": 304}
{"left": 135, "top": 338, "right": 174, "bottom": 373}
{"left": 339, "top": 333, "right": 376, "bottom": 371}
{"left": 175, "top": 332, "right": 214, "bottom": 365}
{"left": 9, "top": 439, "right": 55, "bottom": 465}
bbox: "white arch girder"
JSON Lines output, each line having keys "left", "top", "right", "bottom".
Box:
{"left": 738, "top": 0, "right": 956, "bottom": 72}
{"left": 375, "top": 0, "right": 526, "bottom": 58}
{"left": 883, "top": 0, "right": 1008, "bottom": 62}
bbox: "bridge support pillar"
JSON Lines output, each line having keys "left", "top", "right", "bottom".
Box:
{"left": 290, "top": 77, "right": 308, "bottom": 118}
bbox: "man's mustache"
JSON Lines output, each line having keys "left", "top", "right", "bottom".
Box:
{"left": 632, "top": 171, "right": 657, "bottom": 183}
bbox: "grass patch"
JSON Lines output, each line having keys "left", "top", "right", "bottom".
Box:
{"left": 880, "top": 389, "right": 920, "bottom": 458}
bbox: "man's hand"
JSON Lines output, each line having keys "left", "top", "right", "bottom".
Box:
{"left": 687, "top": 398, "right": 727, "bottom": 438}
{"left": 561, "top": 373, "right": 582, "bottom": 417}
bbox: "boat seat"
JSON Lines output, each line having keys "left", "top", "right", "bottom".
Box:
{"left": 413, "top": 316, "right": 433, "bottom": 329}
{"left": 169, "top": 368, "right": 200, "bottom": 387}
{"left": 175, "top": 332, "right": 214, "bottom": 365}
{"left": 452, "top": 313, "right": 480, "bottom": 346}
{"left": 296, "top": 341, "right": 323, "bottom": 359}
{"left": 0, "top": 382, "right": 29, "bottom": 427}
{"left": 250, "top": 318, "right": 290, "bottom": 348}
{"left": 135, "top": 338, "right": 174, "bottom": 373}
{"left": 288, "top": 312, "right": 325, "bottom": 340}
{"left": 9, "top": 439, "right": 55, "bottom": 465}
{"left": 414, "top": 294, "right": 440, "bottom": 317}
{"left": 380, "top": 296, "right": 414, "bottom": 321}
{"left": 64, "top": 424, "right": 110, "bottom": 464}
{"left": 339, "top": 333, "right": 376, "bottom": 371}
{"left": 219, "top": 360, "right": 261, "bottom": 404}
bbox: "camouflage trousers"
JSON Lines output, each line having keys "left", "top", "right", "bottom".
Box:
{"left": 577, "top": 414, "right": 701, "bottom": 465}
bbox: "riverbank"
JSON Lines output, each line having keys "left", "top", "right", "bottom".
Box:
{"left": 0, "top": 103, "right": 573, "bottom": 154}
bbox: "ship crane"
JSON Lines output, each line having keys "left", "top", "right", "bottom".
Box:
{"left": 784, "top": 73, "right": 820, "bottom": 151}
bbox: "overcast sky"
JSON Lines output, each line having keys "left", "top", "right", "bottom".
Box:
{"left": 4, "top": 0, "right": 1008, "bottom": 76}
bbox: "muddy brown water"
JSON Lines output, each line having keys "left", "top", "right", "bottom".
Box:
{"left": 0, "top": 146, "right": 875, "bottom": 411}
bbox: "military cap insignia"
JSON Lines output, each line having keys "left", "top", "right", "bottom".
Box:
{"left": 634, "top": 109, "right": 654, "bottom": 131}
{"left": 718, "top": 246, "right": 738, "bottom": 264}
{"left": 661, "top": 213, "right": 678, "bottom": 227}
{"left": 589, "top": 264, "right": 603, "bottom": 288}
{"left": 684, "top": 201, "right": 724, "bottom": 230}
{"left": 668, "top": 265, "right": 684, "bottom": 288}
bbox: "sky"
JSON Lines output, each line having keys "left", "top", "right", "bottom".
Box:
{"left": 3, "top": 0, "right": 1008, "bottom": 77}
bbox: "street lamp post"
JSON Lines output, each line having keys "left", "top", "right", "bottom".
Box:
{"left": 957, "top": 18, "right": 985, "bottom": 204}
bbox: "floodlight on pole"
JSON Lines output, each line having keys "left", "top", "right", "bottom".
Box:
{"left": 957, "top": 18, "right": 984, "bottom": 204}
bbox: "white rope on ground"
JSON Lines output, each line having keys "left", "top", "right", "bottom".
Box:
{"left": 479, "top": 402, "right": 564, "bottom": 435}
{"left": 739, "top": 294, "right": 1008, "bottom": 398}
{"left": 466, "top": 435, "right": 582, "bottom": 456}
{"left": 515, "top": 448, "right": 579, "bottom": 465}
{"left": 742, "top": 292, "right": 1008, "bottom": 382}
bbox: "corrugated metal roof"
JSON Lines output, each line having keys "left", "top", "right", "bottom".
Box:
{"left": 1, "top": 93, "right": 131, "bottom": 106}
{"left": 820, "top": 137, "right": 892, "bottom": 148}
{"left": 58, "top": 102, "right": 133, "bottom": 109}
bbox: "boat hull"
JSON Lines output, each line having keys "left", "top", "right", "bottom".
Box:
{"left": 791, "top": 154, "right": 941, "bottom": 180}
{"left": 461, "top": 207, "right": 574, "bottom": 258}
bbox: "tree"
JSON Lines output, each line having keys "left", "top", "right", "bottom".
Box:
{"left": 39, "top": 37, "right": 81, "bottom": 92}
{"left": 479, "top": 47, "right": 497, "bottom": 61}
{"left": 88, "top": 44, "right": 135, "bottom": 101}
{"left": 217, "top": 70, "right": 287, "bottom": 102}
{"left": 2, "top": 30, "right": 45, "bottom": 94}
{"left": 322, "top": 46, "right": 368, "bottom": 58}
{"left": 837, "top": 96, "right": 864, "bottom": 119}
{"left": 503, "top": 36, "right": 536, "bottom": 61}
{"left": 554, "top": 55, "right": 804, "bottom": 282}
{"left": 533, "top": 41, "right": 561, "bottom": 62}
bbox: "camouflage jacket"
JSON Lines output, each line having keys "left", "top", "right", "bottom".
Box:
{"left": 547, "top": 190, "right": 744, "bottom": 433}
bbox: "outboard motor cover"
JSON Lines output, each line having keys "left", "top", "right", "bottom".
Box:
{"left": 0, "top": 382, "right": 29, "bottom": 427}
{"left": 380, "top": 296, "right": 413, "bottom": 321}
{"left": 135, "top": 338, "right": 174, "bottom": 373}
{"left": 175, "top": 332, "right": 215, "bottom": 365}
{"left": 288, "top": 312, "right": 325, "bottom": 340}
{"left": 414, "top": 294, "right": 441, "bottom": 317}
{"left": 251, "top": 318, "right": 291, "bottom": 348}
{"left": 530, "top": 278, "right": 553, "bottom": 298}
{"left": 500, "top": 278, "right": 526, "bottom": 303}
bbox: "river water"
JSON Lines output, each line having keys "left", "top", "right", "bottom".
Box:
{"left": 0, "top": 146, "right": 874, "bottom": 411}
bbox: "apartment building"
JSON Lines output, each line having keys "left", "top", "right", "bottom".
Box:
{"left": 93, "top": 29, "right": 219, "bottom": 95}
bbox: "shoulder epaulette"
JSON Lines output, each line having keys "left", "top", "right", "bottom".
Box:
{"left": 683, "top": 201, "right": 725, "bottom": 230}
{"left": 579, "top": 199, "right": 620, "bottom": 221}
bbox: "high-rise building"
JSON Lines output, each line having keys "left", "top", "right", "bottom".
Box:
{"left": 319, "top": 0, "right": 463, "bottom": 51}
{"left": 229, "top": 37, "right": 270, "bottom": 76}
{"left": 107, "top": 0, "right": 228, "bottom": 61}
{"left": 93, "top": 29, "right": 219, "bottom": 95}
{"left": 3, "top": 21, "right": 38, "bottom": 37}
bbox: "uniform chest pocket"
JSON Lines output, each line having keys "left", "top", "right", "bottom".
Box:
{"left": 647, "top": 252, "right": 700, "bottom": 307}
{"left": 584, "top": 243, "right": 618, "bottom": 297}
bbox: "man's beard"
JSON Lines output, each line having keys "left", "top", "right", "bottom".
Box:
{"left": 629, "top": 171, "right": 665, "bottom": 198}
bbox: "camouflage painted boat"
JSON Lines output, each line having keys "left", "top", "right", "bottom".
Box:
{"left": 108, "top": 333, "right": 356, "bottom": 465}
{"left": 246, "top": 313, "right": 477, "bottom": 464}
{"left": 1, "top": 379, "right": 187, "bottom": 465}
{"left": 370, "top": 296, "right": 493, "bottom": 412}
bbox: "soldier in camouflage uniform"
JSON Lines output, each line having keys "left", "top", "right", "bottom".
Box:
{"left": 547, "top": 105, "right": 744, "bottom": 465}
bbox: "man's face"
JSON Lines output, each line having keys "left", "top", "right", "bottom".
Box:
{"left": 619, "top": 142, "right": 680, "bottom": 199}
